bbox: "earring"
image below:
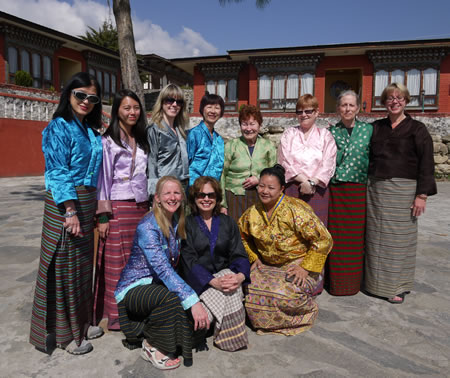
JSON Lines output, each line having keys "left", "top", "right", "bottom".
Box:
{"left": 158, "top": 202, "right": 161, "bottom": 207}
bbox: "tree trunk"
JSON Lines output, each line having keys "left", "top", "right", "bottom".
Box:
{"left": 112, "top": 0, "right": 145, "bottom": 110}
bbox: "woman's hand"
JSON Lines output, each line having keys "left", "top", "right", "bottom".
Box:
{"left": 220, "top": 207, "right": 228, "bottom": 215}
{"left": 220, "top": 273, "right": 245, "bottom": 293}
{"left": 191, "top": 302, "right": 210, "bottom": 331}
{"left": 251, "top": 259, "right": 263, "bottom": 271}
{"left": 242, "top": 176, "right": 259, "bottom": 189}
{"left": 63, "top": 200, "right": 81, "bottom": 237}
{"left": 299, "top": 181, "right": 313, "bottom": 195}
{"left": 286, "top": 265, "right": 309, "bottom": 286}
{"left": 411, "top": 196, "right": 427, "bottom": 217}
{"left": 98, "top": 222, "right": 110, "bottom": 239}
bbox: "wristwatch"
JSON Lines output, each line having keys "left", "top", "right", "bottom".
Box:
{"left": 308, "top": 179, "right": 316, "bottom": 189}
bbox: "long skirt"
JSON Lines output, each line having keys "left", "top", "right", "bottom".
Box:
{"left": 326, "top": 183, "right": 366, "bottom": 295}
{"left": 200, "top": 269, "right": 248, "bottom": 351}
{"left": 245, "top": 262, "right": 320, "bottom": 336}
{"left": 364, "top": 177, "right": 417, "bottom": 298}
{"left": 118, "top": 284, "right": 193, "bottom": 366}
{"left": 30, "top": 187, "right": 97, "bottom": 351}
{"left": 225, "top": 189, "right": 259, "bottom": 223}
{"left": 93, "top": 200, "right": 148, "bottom": 330}
{"left": 285, "top": 182, "right": 328, "bottom": 295}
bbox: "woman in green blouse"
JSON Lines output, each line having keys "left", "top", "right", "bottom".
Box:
{"left": 326, "top": 90, "right": 373, "bottom": 296}
{"left": 220, "top": 105, "right": 276, "bottom": 222}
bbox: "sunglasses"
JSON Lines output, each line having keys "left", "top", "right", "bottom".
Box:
{"left": 196, "top": 192, "right": 216, "bottom": 199}
{"left": 164, "top": 97, "right": 184, "bottom": 107}
{"left": 295, "top": 109, "right": 315, "bottom": 115}
{"left": 72, "top": 90, "right": 100, "bottom": 104}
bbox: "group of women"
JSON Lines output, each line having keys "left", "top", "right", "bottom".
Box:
{"left": 29, "top": 71, "right": 436, "bottom": 370}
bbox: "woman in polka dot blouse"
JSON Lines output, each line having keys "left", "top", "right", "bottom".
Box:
{"left": 326, "top": 90, "right": 372, "bottom": 296}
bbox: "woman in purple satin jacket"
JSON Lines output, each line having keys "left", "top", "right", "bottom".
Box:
{"left": 93, "top": 89, "right": 150, "bottom": 331}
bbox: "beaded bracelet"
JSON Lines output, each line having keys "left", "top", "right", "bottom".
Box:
{"left": 64, "top": 210, "right": 77, "bottom": 218}
{"left": 98, "top": 214, "right": 110, "bottom": 223}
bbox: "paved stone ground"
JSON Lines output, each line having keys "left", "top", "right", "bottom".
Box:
{"left": 0, "top": 176, "right": 449, "bottom": 378}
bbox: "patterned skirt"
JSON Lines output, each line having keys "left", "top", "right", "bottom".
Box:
{"left": 118, "top": 284, "right": 193, "bottom": 366}
{"left": 200, "top": 269, "right": 248, "bottom": 351}
{"left": 326, "top": 183, "right": 366, "bottom": 296}
{"left": 30, "top": 187, "right": 96, "bottom": 351}
{"left": 225, "top": 189, "right": 259, "bottom": 223}
{"left": 364, "top": 177, "right": 418, "bottom": 298}
{"left": 93, "top": 200, "right": 148, "bottom": 330}
{"left": 245, "top": 262, "right": 319, "bottom": 336}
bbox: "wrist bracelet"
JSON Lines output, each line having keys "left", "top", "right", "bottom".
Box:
{"left": 417, "top": 194, "right": 427, "bottom": 200}
{"left": 98, "top": 214, "right": 109, "bottom": 223}
{"left": 64, "top": 210, "right": 77, "bottom": 218}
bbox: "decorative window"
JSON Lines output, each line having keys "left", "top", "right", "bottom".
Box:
{"left": 32, "top": 53, "right": 41, "bottom": 88}
{"left": 373, "top": 68, "right": 438, "bottom": 108}
{"left": 205, "top": 79, "right": 238, "bottom": 111}
{"left": 7, "top": 47, "right": 52, "bottom": 88}
{"left": 43, "top": 56, "right": 52, "bottom": 86}
{"left": 258, "top": 73, "right": 314, "bottom": 111}
{"left": 104, "top": 72, "right": 110, "bottom": 100}
{"left": 96, "top": 70, "right": 103, "bottom": 88}
{"left": 8, "top": 47, "right": 18, "bottom": 75}
{"left": 111, "top": 74, "right": 117, "bottom": 94}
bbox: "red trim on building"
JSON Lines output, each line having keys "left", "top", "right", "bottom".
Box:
{"left": 439, "top": 55, "right": 450, "bottom": 113}
{"left": 193, "top": 67, "right": 205, "bottom": 113}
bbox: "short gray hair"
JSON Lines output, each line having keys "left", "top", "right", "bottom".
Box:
{"left": 336, "top": 90, "right": 360, "bottom": 107}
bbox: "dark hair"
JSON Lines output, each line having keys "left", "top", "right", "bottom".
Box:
{"left": 199, "top": 93, "right": 225, "bottom": 118}
{"left": 53, "top": 72, "right": 102, "bottom": 129}
{"left": 188, "top": 176, "right": 223, "bottom": 216}
{"left": 260, "top": 164, "right": 286, "bottom": 187}
{"left": 104, "top": 89, "right": 149, "bottom": 154}
{"left": 239, "top": 104, "right": 263, "bottom": 126}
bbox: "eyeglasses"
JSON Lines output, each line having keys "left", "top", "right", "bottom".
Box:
{"left": 72, "top": 90, "right": 100, "bottom": 104}
{"left": 295, "top": 109, "right": 315, "bottom": 115}
{"left": 386, "top": 96, "right": 405, "bottom": 103}
{"left": 196, "top": 192, "right": 216, "bottom": 199}
{"left": 164, "top": 97, "right": 184, "bottom": 107}
{"left": 241, "top": 122, "right": 259, "bottom": 127}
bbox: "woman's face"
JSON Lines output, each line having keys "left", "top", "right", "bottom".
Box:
{"left": 162, "top": 96, "right": 182, "bottom": 120}
{"left": 195, "top": 182, "right": 217, "bottom": 216}
{"left": 337, "top": 95, "right": 359, "bottom": 124}
{"left": 297, "top": 106, "right": 318, "bottom": 131}
{"left": 70, "top": 85, "right": 97, "bottom": 122}
{"left": 385, "top": 89, "right": 407, "bottom": 117}
{"left": 202, "top": 104, "right": 222, "bottom": 127}
{"left": 257, "top": 174, "right": 284, "bottom": 210}
{"left": 240, "top": 116, "right": 261, "bottom": 145}
{"left": 118, "top": 96, "right": 141, "bottom": 128}
{"left": 155, "top": 180, "right": 183, "bottom": 217}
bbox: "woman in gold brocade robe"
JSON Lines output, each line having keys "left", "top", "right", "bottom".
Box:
{"left": 238, "top": 164, "right": 333, "bottom": 336}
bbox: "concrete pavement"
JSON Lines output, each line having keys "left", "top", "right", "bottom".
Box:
{"left": 0, "top": 176, "right": 449, "bottom": 377}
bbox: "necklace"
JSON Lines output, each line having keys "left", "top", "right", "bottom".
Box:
{"left": 167, "top": 227, "right": 180, "bottom": 266}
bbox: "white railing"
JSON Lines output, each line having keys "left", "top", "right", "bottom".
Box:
{"left": 0, "top": 94, "right": 58, "bottom": 122}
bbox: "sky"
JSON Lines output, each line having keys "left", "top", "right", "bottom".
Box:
{"left": 1, "top": 0, "right": 450, "bottom": 58}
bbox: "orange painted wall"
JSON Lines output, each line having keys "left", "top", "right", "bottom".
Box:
{"left": 0, "top": 34, "right": 6, "bottom": 83}
{"left": 193, "top": 67, "right": 205, "bottom": 114}
{"left": 237, "top": 64, "right": 249, "bottom": 108}
{"left": 315, "top": 55, "right": 374, "bottom": 112}
{"left": 53, "top": 48, "right": 86, "bottom": 89}
{"left": 248, "top": 64, "right": 258, "bottom": 106}
{"left": 0, "top": 118, "right": 46, "bottom": 176}
{"left": 439, "top": 55, "right": 450, "bottom": 113}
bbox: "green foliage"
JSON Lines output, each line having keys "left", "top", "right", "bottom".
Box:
{"left": 434, "top": 171, "right": 450, "bottom": 181}
{"left": 79, "top": 21, "right": 119, "bottom": 51}
{"left": 14, "top": 70, "right": 33, "bottom": 87}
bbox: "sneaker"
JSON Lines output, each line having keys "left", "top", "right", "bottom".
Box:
{"left": 86, "top": 325, "right": 104, "bottom": 340}
{"left": 65, "top": 339, "right": 93, "bottom": 355}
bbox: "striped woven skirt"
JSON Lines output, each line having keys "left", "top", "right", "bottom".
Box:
{"left": 326, "top": 183, "right": 367, "bottom": 296}
{"left": 245, "top": 261, "right": 319, "bottom": 336}
{"left": 30, "top": 187, "right": 97, "bottom": 351}
{"left": 93, "top": 200, "right": 148, "bottom": 330}
{"left": 225, "top": 189, "right": 259, "bottom": 223}
{"left": 118, "top": 284, "right": 193, "bottom": 366}
{"left": 364, "top": 177, "right": 418, "bottom": 298}
{"left": 285, "top": 183, "right": 329, "bottom": 227}
{"left": 200, "top": 269, "right": 248, "bottom": 351}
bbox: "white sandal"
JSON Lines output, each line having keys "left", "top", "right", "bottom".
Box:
{"left": 141, "top": 341, "right": 181, "bottom": 370}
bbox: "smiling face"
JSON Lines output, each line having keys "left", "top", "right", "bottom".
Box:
{"left": 202, "top": 104, "right": 222, "bottom": 128}
{"left": 257, "top": 174, "right": 284, "bottom": 211}
{"left": 240, "top": 116, "right": 261, "bottom": 146}
{"left": 118, "top": 96, "right": 141, "bottom": 129}
{"left": 154, "top": 180, "right": 183, "bottom": 219}
{"left": 194, "top": 182, "right": 217, "bottom": 218}
{"left": 337, "top": 94, "right": 359, "bottom": 126}
{"left": 162, "top": 97, "right": 182, "bottom": 122}
{"left": 297, "top": 107, "right": 319, "bottom": 131}
{"left": 70, "top": 85, "right": 97, "bottom": 122}
{"left": 385, "top": 89, "right": 407, "bottom": 117}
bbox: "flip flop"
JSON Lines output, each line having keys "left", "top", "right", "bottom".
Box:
{"left": 387, "top": 292, "right": 405, "bottom": 304}
{"left": 141, "top": 341, "right": 181, "bottom": 370}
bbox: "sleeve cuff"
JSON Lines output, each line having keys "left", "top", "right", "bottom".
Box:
{"left": 181, "top": 293, "right": 200, "bottom": 310}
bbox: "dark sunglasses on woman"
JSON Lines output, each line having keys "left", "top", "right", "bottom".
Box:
{"left": 72, "top": 90, "right": 100, "bottom": 104}
{"left": 164, "top": 97, "right": 184, "bottom": 107}
{"left": 196, "top": 192, "right": 216, "bottom": 199}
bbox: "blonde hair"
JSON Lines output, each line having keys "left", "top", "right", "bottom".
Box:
{"left": 296, "top": 94, "right": 319, "bottom": 111}
{"left": 380, "top": 83, "right": 411, "bottom": 106}
{"left": 150, "top": 84, "right": 188, "bottom": 138}
{"left": 152, "top": 176, "right": 186, "bottom": 240}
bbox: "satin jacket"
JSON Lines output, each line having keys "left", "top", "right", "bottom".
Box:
{"left": 42, "top": 116, "right": 102, "bottom": 205}
{"left": 147, "top": 121, "right": 189, "bottom": 195}
{"left": 115, "top": 212, "right": 199, "bottom": 310}
{"left": 187, "top": 121, "right": 224, "bottom": 186}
